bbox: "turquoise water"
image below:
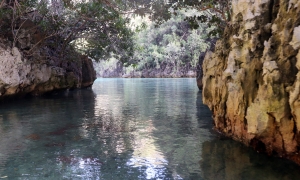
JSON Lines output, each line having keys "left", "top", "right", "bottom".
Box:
{"left": 0, "top": 78, "right": 299, "bottom": 180}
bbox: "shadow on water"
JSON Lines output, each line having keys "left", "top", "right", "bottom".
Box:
{"left": 196, "top": 92, "right": 300, "bottom": 180}
{"left": 0, "top": 79, "right": 300, "bottom": 180}
{"left": 200, "top": 139, "right": 300, "bottom": 180}
{"left": 196, "top": 91, "right": 215, "bottom": 132}
{"left": 0, "top": 89, "right": 97, "bottom": 173}
{"left": 0, "top": 85, "right": 167, "bottom": 179}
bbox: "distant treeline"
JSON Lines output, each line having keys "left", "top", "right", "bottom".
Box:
{"left": 94, "top": 10, "right": 217, "bottom": 78}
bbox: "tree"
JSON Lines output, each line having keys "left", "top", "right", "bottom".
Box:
{"left": 0, "top": 0, "right": 230, "bottom": 66}
{"left": 112, "top": 0, "right": 232, "bottom": 37}
{"left": 93, "top": 9, "right": 213, "bottom": 76}
{"left": 0, "top": 0, "right": 134, "bottom": 61}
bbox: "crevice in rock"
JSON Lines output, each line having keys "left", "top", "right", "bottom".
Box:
{"left": 267, "top": 112, "right": 276, "bottom": 122}
{"left": 221, "top": 108, "right": 228, "bottom": 130}
{"left": 292, "top": 116, "right": 297, "bottom": 138}
{"left": 295, "top": 14, "right": 300, "bottom": 27}
{"left": 243, "top": 117, "right": 248, "bottom": 127}
{"left": 243, "top": 95, "right": 248, "bottom": 129}
{"left": 250, "top": 73, "right": 260, "bottom": 104}
{"left": 250, "top": 138, "right": 267, "bottom": 153}
{"left": 272, "top": 150, "right": 279, "bottom": 156}
{"left": 202, "top": 0, "right": 300, "bottom": 165}
{"left": 278, "top": 126, "right": 286, "bottom": 154}
{"left": 269, "top": 0, "right": 275, "bottom": 23}
{"left": 269, "top": 0, "right": 280, "bottom": 23}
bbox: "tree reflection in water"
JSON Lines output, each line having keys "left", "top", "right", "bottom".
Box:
{"left": 0, "top": 79, "right": 300, "bottom": 179}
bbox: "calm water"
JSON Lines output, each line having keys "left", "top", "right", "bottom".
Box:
{"left": 0, "top": 78, "right": 299, "bottom": 180}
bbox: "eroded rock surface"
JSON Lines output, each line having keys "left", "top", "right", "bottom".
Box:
{"left": 202, "top": 0, "right": 300, "bottom": 164}
{"left": 81, "top": 55, "right": 96, "bottom": 87}
{"left": 0, "top": 45, "right": 96, "bottom": 98}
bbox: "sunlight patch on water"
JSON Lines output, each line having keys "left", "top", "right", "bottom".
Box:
{"left": 126, "top": 119, "right": 174, "bottom": 179}
{"left": 93, "top": 86, "right": 172, "bottom": 179}
{"left": 0, "top": 79, "right": 300, "bottom": 179}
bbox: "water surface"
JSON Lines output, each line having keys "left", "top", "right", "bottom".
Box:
{"left": 0, "top": 78, "right": 299, "bottom": 179}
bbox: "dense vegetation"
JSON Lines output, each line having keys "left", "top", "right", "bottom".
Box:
{"left": 0, "top": 0, "right": 230, "bottom": 77}
{"left": 0, "top": 0, "right": 133, "bottom": 61}
{"left": 91, "top": 0, "right": 230, "bottom": 77}
{"left": 94, "top": 10, "right": 216, "bottom": 77}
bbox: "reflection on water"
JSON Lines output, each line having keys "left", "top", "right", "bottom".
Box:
{"left": 0, "top": 78, "right": 299, "bottom": 179}
{"left": 127, "top": 119, "right": 168, "bottom": 179}
{"left": 201, "top": 139, "right": 300, "bottom": 180}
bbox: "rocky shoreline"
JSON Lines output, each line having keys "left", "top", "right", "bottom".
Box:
{"left": 95, "top": 63, "right": 197, "bottom": 78}
{"left": 201, "top": 0, "right": 300, "bottom": 165}
{"left": 0, "top": 45, "right": 96, "bottom": 99}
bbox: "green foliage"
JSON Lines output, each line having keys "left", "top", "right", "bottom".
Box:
{"left": 93, "top": 55, "right": 120, "bottom": 75}
{"left": 114, "top": 0, "right": 231, "bottom": 37}
{"left": 112, "top": 0, "right": 230, "bottom": 41}
{"left": 1, "top": 0, "right": 226, "bottom": 72}
{"left": 0, "top": 0, "right": 134, "bottom": 61}
{"left": 130, "top": 10, "right": 213, "bottom": 71}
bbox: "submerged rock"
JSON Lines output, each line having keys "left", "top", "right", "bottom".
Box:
{"left": 202, "top": 0, "right": 300, "bottom": 164}
{"left": 25, "top": 134, "right": 41, "bottom": 140}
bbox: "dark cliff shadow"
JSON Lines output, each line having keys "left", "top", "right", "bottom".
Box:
{"left": 200, "top": 138, "right": 300, "bottom": 180}
{"left": 197, "top": 91, "right": 300, "bottom": 180}
{"left": 196, "top": 91, "right": 214, "bottom": 131}
{"left": 0, "top": 88, "right": 97, "bottom": 171}
{"left": 195, "top": 91, "right": 300, "bottom": 180}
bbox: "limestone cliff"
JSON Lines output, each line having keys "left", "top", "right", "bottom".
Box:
{"left": 0, "top": 45, "right": 96, "bottom": 98}
{"left": 202, "top": 0, "right": 300, "bottom": 164}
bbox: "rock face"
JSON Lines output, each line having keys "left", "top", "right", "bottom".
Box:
{"left": 197, "top": 51, "right": 210, "bottom": 90}
{"left": 202, "top": 0, "right": 300, "bottom": 164}
{"left": 0, "top": 45, "right": 96, "bottom": 98}
{"left": 81, "top": 55, "right": 96, "bottom": 87}
{"left": 196, "top": 39, "right": 217, "bottom": 90}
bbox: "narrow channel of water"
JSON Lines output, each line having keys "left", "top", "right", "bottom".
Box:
{"left": 0, "top": 78, "right": 299, "bottom": 179}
